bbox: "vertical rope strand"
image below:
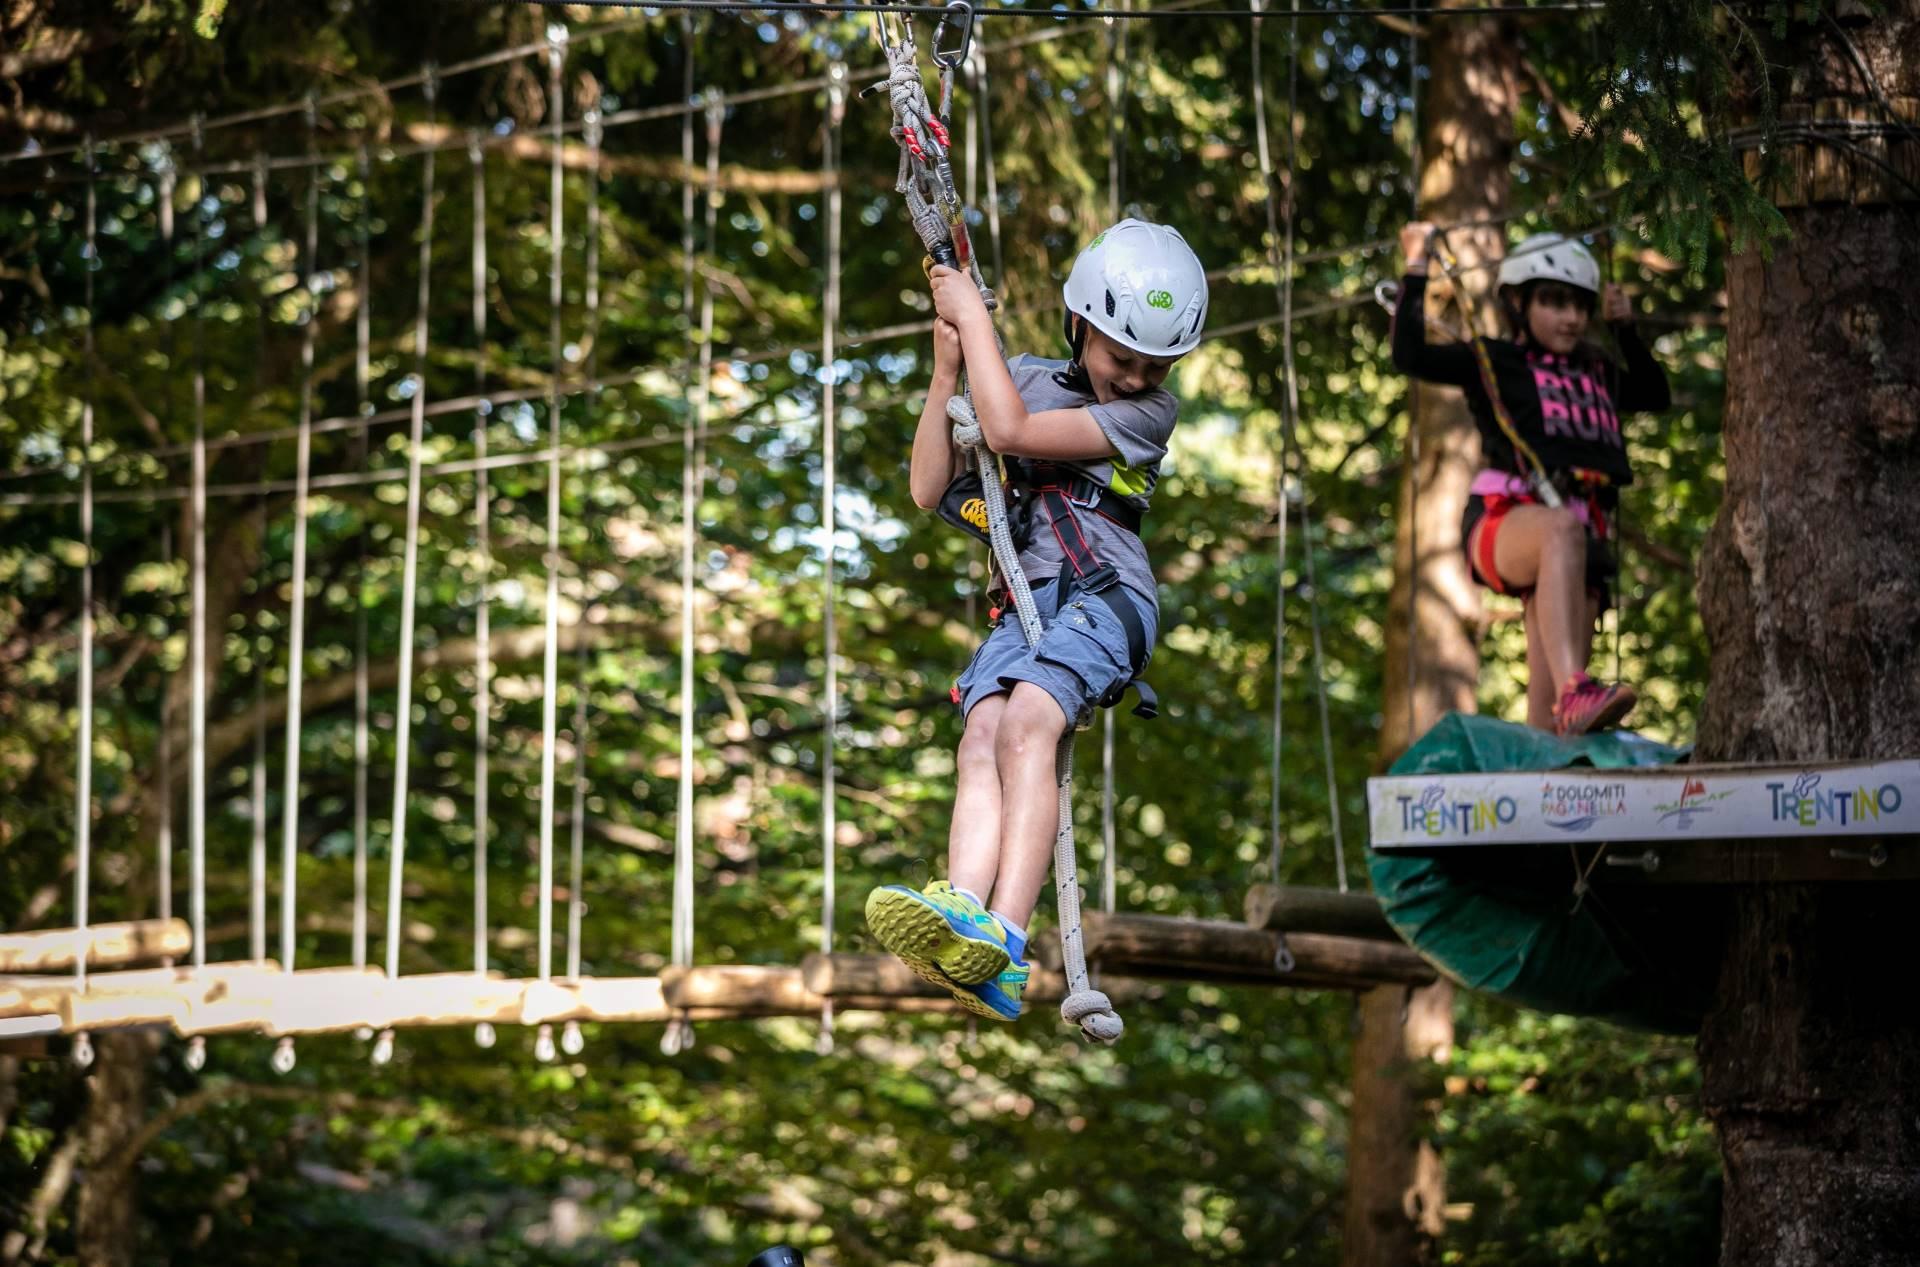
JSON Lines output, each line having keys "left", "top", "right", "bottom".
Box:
{"left": 568, "top": 96, "right": 603, "bottom": 991}
{"left": 1101, "top": 1, "right": 1127, "bottom": 916}
{"left": 280, "top": 101, "right": 320, "bottom": 981}
{"left": 1280, "top": 2, "right": 1348, "bottom": 891}
{"left": 1404, "top": 11, "right": 1422, "bottom": 747}
{"left": 351, "top": 143, "right": 373, "bottom": 973}
{"left": 675, "top": 92, "right": 723, "bottom": 982}
{"left": 470, "top": 132, "right": 492, "bottom": 984}
{"left": 971, "top": 44, "right": 1004, "bottom": 289}
{"left": 385, "top": 70, "right": 438, "bottom": 983}
{"left": 536, "top": 26, "right": 568, "bottom": 986}
{"left": 1250, "top": 0, "right": 1291, "bottom": 884}
{"left": 157, "top": 518, "right": 174, "bottom": 936}
{"left": 248, "top": 153, "right": 269, "bottom": 967}
{"left": 818, "top": 65, "right": 846, "bottom": 1053}
{"left": 188, "top": 117, "right": 209, "bottom": 970}
{"left": 74, "top": 137, "right": 97, "bottom": 1000}
{"left": 670, "top": 47, "right": 706, "bottom": 987}
{"left": 156, "top": 147, "right": 177, "bottom": 941}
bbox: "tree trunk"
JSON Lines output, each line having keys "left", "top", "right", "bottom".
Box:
{"left": 75, "top": 1030, "right": 162, "bottom": 1267}
{"left": 1344, "top": 7, "right": 1514, "bottom": 1264}
{"left": 1695, "top": 5, "right": 1920, "bottom": 1264}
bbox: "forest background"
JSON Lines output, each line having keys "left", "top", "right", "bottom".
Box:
{"left": 0, "top": 1, "right": 1732, "bottom": 1263}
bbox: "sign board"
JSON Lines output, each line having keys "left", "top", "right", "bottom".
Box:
{"left": 1367, "top": 760, "right": 1920, "bottom": 850}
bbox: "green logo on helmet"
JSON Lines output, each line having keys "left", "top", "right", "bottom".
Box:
{"left": 1088, "top": 231, "right": 1109, "bottom": 249}
{"left": 1145, "top": 289, "right": 1175, "bottom": 310}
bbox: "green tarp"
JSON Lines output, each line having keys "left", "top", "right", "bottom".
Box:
{"left": 1369, "top": 713, "right": 1719, "bottom": 1033}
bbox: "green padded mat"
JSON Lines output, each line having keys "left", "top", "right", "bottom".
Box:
{"left": 1369, "top": 713, "right": 1720, "bottom": 1033}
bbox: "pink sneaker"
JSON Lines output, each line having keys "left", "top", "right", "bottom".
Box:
{"left": 1554, "top": 673, "right": 1637, "bottom": 737}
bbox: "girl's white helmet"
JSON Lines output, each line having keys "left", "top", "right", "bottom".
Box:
{"left": 1497, "top": 233, "right": 1600, "bottom": 295}
{"left": 1061, "top": 218, "right": 1209, "bottom": 357}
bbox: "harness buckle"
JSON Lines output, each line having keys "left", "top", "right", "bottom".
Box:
{"left": 1073, "top": 562, "right": 1121, "bottom": 596}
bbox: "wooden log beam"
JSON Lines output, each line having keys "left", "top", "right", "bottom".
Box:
{"left": 1243, "top": 884, "right": 1403, "bottom": 943}
{"left": 1061, "top": 913, "right": 1437, "bottom": 991}
{"left": 0, "top": 919, "right": 192, "bottom": 973}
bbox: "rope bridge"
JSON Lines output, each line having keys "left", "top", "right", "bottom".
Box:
{"left": 1, "top": 8, "right": 1581, "bottom": 1069}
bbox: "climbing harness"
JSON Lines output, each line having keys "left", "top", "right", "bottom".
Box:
{"left": 864, "top": 4, "right": 1123, "bottom": 1043}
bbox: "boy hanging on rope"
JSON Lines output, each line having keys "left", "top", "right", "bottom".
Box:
{"left": 1391, "top": 223, "right": 1672, "bottom": 735}
{"left": 865, "top": 219, "right": 1208, "bottom": 1022}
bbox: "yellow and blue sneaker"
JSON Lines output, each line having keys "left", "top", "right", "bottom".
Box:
{"left": 950, "top": 959, "right": 1030, "bottom": 1023}
{"left": 864, "top": 880, "right": 1013, "bottom": 988}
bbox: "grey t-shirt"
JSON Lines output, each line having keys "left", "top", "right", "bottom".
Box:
{"left": 999, "top": 354, "right": 1179, "bottom": 609}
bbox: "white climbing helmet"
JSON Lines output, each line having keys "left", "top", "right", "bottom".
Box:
{"left": 1497, "top": 232, "right": 1600, "bottom": 296}
{"left": 1061, "top": 218, "right": 1209, "bottom": 358}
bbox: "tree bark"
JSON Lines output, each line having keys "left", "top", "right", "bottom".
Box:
{"left": 75, "top": 1030, "right": 163, "bottom": 1267}
{"left": 1695, "top": 6, "right": 1920, "bottom": 1264}
{"left": 1345, "top": 6, "right": 1514, "bottom": 1264}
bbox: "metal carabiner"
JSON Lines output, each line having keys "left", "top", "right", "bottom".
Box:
{"left": 933, "top": 0, "right": 975, "bottom": 73}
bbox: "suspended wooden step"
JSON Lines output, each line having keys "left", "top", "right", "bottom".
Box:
{"left": 1242, "top": 884, "right": 1400, "bottom": 942}
{"left": 1036, "top": 912, "right": 1435, "bottom": 992}
{"left": 0, "top": 918, "right": 192, "bottom": 973}
{"left": 662, "top": 962, "right": 973, "bottom": 1016}
{"left": 798, "top": 952, "right": 1138, "bottom": 1008}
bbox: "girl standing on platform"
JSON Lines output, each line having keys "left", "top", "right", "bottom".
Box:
{"left": 1391, "top": 223, "right": 1672, "bottom": 735}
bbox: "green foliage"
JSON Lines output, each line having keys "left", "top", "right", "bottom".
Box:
{"left": 0, "top": 1, "right": 1779, "bottom": 1262}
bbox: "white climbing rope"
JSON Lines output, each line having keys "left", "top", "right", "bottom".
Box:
{"left": 818, "top": 61, "right": 848, "bottom": 1056}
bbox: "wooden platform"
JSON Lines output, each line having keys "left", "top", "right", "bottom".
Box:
{"left": 1367, "top": 759, "right": 1920, "bottom": 860}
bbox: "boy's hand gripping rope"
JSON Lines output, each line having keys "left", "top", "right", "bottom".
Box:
{"left": 865, "top": 7, "right": 1123, "bottom": 1043}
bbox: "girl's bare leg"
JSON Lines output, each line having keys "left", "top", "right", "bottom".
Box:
{"left": 1472, "top": 505, "right": 1591, "bottom": 697}
{"left": 1522, "top": 599, "right": 1558, "bottom": 730}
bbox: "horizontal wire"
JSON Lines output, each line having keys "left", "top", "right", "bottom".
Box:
{"left": 511, "top": 0, "right": 1601, "bottom": 20}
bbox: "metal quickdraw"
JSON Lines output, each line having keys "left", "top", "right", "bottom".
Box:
{"left": 862, "top": 2, "right": 992, "bottom": 298}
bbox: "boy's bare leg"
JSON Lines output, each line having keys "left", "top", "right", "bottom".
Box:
{"left": 983, "top": 682, "right": 1070, "bottom": 931}
{"left": 948, "top": 694, "right": 1007, "bottom": 901}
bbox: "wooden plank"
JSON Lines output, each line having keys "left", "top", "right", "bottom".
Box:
{"left": 263, "top": 972, "right": 530, "bottom": 1037}
{"left": 182, "top": 966, "right": 387, "bottom": 1036}
{"left": 2, "top": 962, "right": 287, "bottom": 1021}
{"left": 0, "top": 919, "right": 192, "bottom": 973}
{"left": 1243, "top": 884, "right": 1400, "bottom": 942}
{"left": 659, "top": 965, "right": 817, "bottom": 1014}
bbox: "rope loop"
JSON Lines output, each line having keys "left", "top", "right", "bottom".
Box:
{"left": 1062, "top": 990, "right": 1124, "bottom": 1044}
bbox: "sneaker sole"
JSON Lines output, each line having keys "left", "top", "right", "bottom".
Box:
{"left": 864, "top": 888, "right": 1012, "bottom": 987}
{"left": 942, "top": 980, "right": 1022, "bottom": 1023}
{"left": 1573, "top": 688, "right": 1638, "bottom": 735}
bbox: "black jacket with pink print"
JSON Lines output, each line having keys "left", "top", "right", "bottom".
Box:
{"left": 1390, "top": 270, "right": 1670, "bottom": 489}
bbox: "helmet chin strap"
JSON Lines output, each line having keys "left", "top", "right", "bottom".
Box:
{"left": 1055, "top": 314, "right": 1094, "bottom": 394}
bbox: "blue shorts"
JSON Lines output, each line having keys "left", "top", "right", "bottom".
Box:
{"left": 954, "top": 580, "right": 1158, "bottom": 727}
